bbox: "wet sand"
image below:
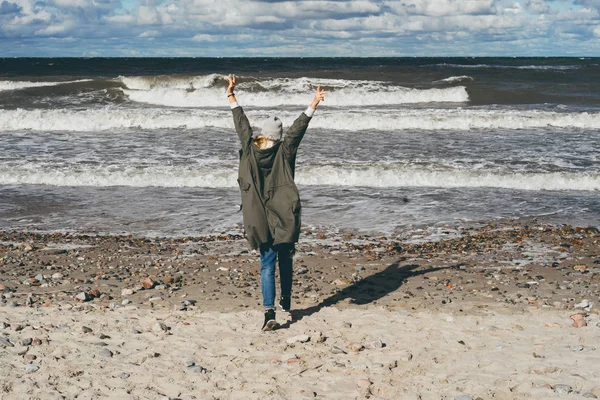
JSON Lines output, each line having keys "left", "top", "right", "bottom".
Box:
{"left": 1, "top": 219, "right": 599, "bottom": 399}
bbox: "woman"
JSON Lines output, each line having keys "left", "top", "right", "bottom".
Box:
{"left": 225, "top": 74, "right": 327, "bottom": 330}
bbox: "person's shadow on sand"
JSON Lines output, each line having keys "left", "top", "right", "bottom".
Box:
{"left": 279, "top": 260, "right": 447, "bottom": 329}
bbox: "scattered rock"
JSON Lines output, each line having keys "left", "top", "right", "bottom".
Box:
{"left": 286, "top": 335, "right": 310, "bottom": 345}
{"left": 365, "top": 339, "right": 384, "bottom": 349}
{"left": 184, "top": 361, "right": 195, "bottom": 367}
{"left": 119, "top": 372, "right": 130, "bottom": 380}
{"left": 332, "top": 278, "right": 352, "bottom": 286}
{"left": 99, "top": 349, "right": 113, "bottom": 358}
{"left": 141, "top": 278, "right": 156, "bottom": 289}
{"left": 75, "top": 292, "right": 90, "bottom": 302}
{"left": 0, "top": 337, "right": 14, "bottom": 347}
{"left": 188, "top": 365, "right": 207, "bottom": 374}
{"left": 51, "top": 273, "right": 63, "bottom": 280}
{"left": 25, "top": 364, "right": 39, "bottom": 373}
{"left": 21, "top": 338, "right": 32, "bottom": 346}
{"left": 357, "top": 378, "right": 372, "bottom": 388}
{"left": 81, "top": 326, "right": 93, "bottom": 334}
{"left": 121, "top": 288, "right": 135, "bottom": 296}
{"left": 152, "top": 322, "right": 168, "bottom": 333}
{"left": 571, "top": 314, "right": 587, "bottom": 328}
{"left": 24, "top": 354, "right": 37, "bottom": 362}
{"left": 582, "top": 393, "right": 598, "bottom": 399}
{"left": 553, "top": 385, "right": 573, "bottom": 395}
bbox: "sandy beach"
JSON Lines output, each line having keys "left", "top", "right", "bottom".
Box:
{"left": 1, "top": 219, "right": 600, "bottom": 399}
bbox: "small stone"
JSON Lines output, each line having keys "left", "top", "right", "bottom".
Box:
{"left": 141, "top": 278, "right": 156, "bottom": 289}
{"left": 332, "top": 278, "right": 352, "bottom": 286}
{"left": 188, "top": 365, "right": 207, "bottom": 374}
{"left": 571, "top": 314, "right": 587, "bottom": 328}
{"left": 355, "top": 265, "right": 365, "bottom": 272}
{"left": 99, "top": 333, "right": 111, "bottom": 340}
{"left": 21, "top": 338, "right": 33, "bottom": 346}
{"left": 0, "top": 337, "right": 14, "bottom": 347}
{"left": 573, "top": 265, "right": 587, "bottom": 272}
{"left": 553, "top": 385, "right": 573, "bottom": 395}
{"left": 81, "top": 326, "right": 93, "bottom": 334}
{"left": 119, "top": 372, "right": 130, "bottom": 380}
{"left": 88, "top": 288, "right": 101, "bottom": 298}
{"left": 357, "top": 379, "right": 371, "bottom": 388}
{"left": 286, "top": 335, "right": 310, "bottom": 345}
{"left": 12, "top": 323, "right": 24, "bottom": 331}
{"left": 184, "top": 361, "right": 195, "bottom": 367}
{"left": 32, "top": 338, "right": 42, "bottom": 346}
{"left": 51, "top": 273, "right": 63, "bottom": 280}
{"left": 342, "top": 322, "right": 352, "bottom": 329}
{"left": 99, "top": 349, "right": 113, "bottom": 358}
{"left": 24, "top": 354, "right": 37, "bottom": 362}
{"left": 347, "top": 342, "right": 364, "bottom": 352}
{"left": 34, "top": 274, "right": 44, "bottom": 282}
{"left": 296, "top": 267, "right": 308, "bottom": 274}
{"left": 399, "top": 350, "right": 413, "bottom": 362}
{"left": 152, "top": 322, "right": 168, "bottom": 333}
{"left": 75, "top": 292, "right": 90, "bottom": 302}
{"left": 25, "top": 364, "right": 39, "bottom": 373}
{"left": 582, "top": 393, "right": 598, "bottom": 399}
{"left": 365, "top": 339, "right": 384, "bottom": 349}
{"left": 122, "top": 299, "right": 131, "bottom": 305}
{"left": 331, "top": 346, "right": 347, "bottom": 354}
{"left": 121, "top": 288, "right": 135, "bottom": 296}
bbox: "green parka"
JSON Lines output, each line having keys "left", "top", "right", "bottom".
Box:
{"left": 232, "top": 106, "right": 312, "bottom": 250}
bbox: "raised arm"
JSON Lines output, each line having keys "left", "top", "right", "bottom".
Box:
{"left": 283, "top": 85, "right": 328, "bottom": 155}
{"left": 226, "top": 74, "right": 253, "bottom": 153}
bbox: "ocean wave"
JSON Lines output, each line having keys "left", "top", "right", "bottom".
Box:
{"left": 0, "top": 79, "right": 92, "bottom": 92}
{"left": 119, "top": 75, "right": 469, "bottom": 107}
{"left": 1, "top": 163, "right": 598, "bottom": 191}
{"left": 2, "top": 107, "right": 600, "bottom": 132}
{"left": 433, "top": 76, "right": 474, "bottom": 84}
{"left": 436, "top": 63, "right": 583, "bottom": 71}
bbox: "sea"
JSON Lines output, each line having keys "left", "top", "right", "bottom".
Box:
{"left": 1, "top": 57, "right": 599, "bottom": 239}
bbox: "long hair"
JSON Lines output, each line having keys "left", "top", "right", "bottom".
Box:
{"left": 253, "top": 135, "right": 275, "bottom": 149}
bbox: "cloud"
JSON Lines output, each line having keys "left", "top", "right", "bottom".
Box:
{"left": 0, "top": 0, "right": 600, "bottom": 56}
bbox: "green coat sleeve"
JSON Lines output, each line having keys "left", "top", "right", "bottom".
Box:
{"left": 232, "top": 106, "right": 253, "bottom": 154}
{"left": 282, "top": 112, "right": 311, "bottom": 166}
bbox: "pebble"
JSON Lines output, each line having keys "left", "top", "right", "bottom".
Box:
{"left": 51, "top": 273, "right": 63, "bottom": 280}
{"left": 582, "top": 393, "right": 598, "bottom": 399}
{"left": 365, "top": 339, "right": 384, "bottom": 349}
{"left": 398, "top": 350, "right": 413, "bottom": 362}
{"left": 99, "top": 349, "right": 113, "bottom": 358}
{"left": 188, "top": 365, "right": 207, "bottom": 374}
{"left": 25, "top": 364, "right": 40, "bottom": 373}
{"left": 356, "top": 378, "right": 371, "bottom": 388}
{"left": 120, "top": 372, "right": 130, "bottom": 380}
{"left": 34, "top": 274, "right": 44, "bottom": 282}
{"left": 332, "top": 278, "right": 352, "bottom": 286}
{"left": 75, "top": 292, "right": 90, "bottom": 302}
{"left": 121, "top": 288, "right": 135, "bottom": 296}
{"left": 81, "top": 326, "right": 93, "bottom": 334}
{"left": 553, "top": 384, "right": 573, "bottom": 395}
{"left": 0, "top": 337, "right": 14, "bottom": 347}
{"left": 122, "top": 299, "right": 131, "bottom": 305}
{"left": 286, "top": 335, "right": 310, "bottom": 344}
{"left": 140, "top": 277, "right": 156, "bottom": 289}
{"left": 331, "top": 346, "right": 347, "bottom": 354}
{"left": 184, "top": 361, "right": 195, "bottom": 367}
{"left": 24, "top": 354, "right": 37, "bottom": 362}
{"left": 571, "top": 314, "right": 587, "bottom": 328}
{"left": 296, "top": 267, "right": 308, "bottom": 274}
{"left": 12, "top": 323, "right": 24, "bottom": 331}
{"left": 21, "top": 338, "right": 32, "bottom": 346}
{"left": 152, "top": 322, "right": 168, "bottom": 333}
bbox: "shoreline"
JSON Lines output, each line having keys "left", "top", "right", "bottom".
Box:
{"left": 1, "top": 218, "right": 600, "bottom": 399}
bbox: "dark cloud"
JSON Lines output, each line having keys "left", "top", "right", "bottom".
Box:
{"left": 0, "top": 1, "right": 21, "bottom": 14}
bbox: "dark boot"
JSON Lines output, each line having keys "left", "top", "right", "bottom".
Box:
{"left": 262, "top": 309, "right": 279, "bottom": 331}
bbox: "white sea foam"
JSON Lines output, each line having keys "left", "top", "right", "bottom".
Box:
{"left": 1, "top": 163, "right": 598, "bottom": 191}
{"left": 120, "top": 75, "right": 469, "bottom": 107}
{"left": 2, "top": 107, "right": 600, "bottom": 132}
{"left": 0, "top": 79, "right": 92, "bottom": 92}
{"left": 433, "top": 76, "right": 474, "bottom": 84}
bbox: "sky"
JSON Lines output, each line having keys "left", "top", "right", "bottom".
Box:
{"left": 1, "top": 0, "right": 600, "bottom": 57}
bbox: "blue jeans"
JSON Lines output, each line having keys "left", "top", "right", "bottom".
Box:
{"left": 259, "top": 243, "right": 293, "bottom": 310}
